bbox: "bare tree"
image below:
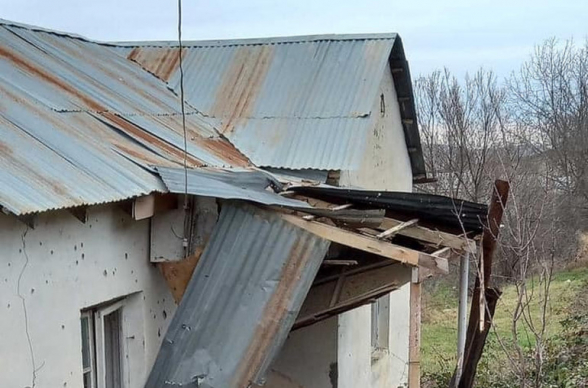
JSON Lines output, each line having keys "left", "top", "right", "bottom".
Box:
{"left": 415, "top": 68, "right": 507, "bottom": 203}
{"left": 509, "top": 38, "right": 588, "bottom": 217}
{"left": 416, "top": 40, "right": 588, "bottom": 386}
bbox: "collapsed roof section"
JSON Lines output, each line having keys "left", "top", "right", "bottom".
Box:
{"left": 115, "top": 34, "right": 426, "bottom": 178}
{"left": 148, "top": 168, "right": 486, "bottom": 387}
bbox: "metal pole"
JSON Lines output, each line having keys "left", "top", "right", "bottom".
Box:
{"left": 456, "top": 251, "right": 470, "bottom": 384}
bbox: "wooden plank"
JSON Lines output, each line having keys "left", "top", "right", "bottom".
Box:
{"left": 322, "top": 260, "right": 358, "bottom": 266}
{"left": 69, "top": 206, "right": 88, "bottom": 223}
{"left": 418, "top": 253, "right": 449, "bottom": 275}
{"left": 303, "top": 203, "right": 352, "bottom": 221}
{"left": 294, "top": 262, "right": 411, "bottom": 330}
{"left": 157, "top": 247, "right": 203, "bottom": 303}
{"left": 408, "top": 267, "right": 422, "bottom": 388}
{"left": 376, "top": 218, "right": 419, "bottom": 239}
{"left": 379, "top": 217, "right": 477, "bottom": 254}
{"left": 280, "top": 213, "right": 420, "bottom": 266}
{"left": 453, "top": 180, "right": 509, "bottom": 388}
{"left": 16, "top": 214, "right": 35, "bottom": 229}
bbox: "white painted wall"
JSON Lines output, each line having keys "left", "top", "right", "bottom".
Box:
{"left": 338, "top": 305, "right": 372, "bottom": 387}
{"left": 264, "top": 317, "right": 338, "bottom": 388}
{"left": 0, "top": 205, "right": 176, "bottom": 388}
{"left": 339, "top": 64, "right": 413, "bottom": 191}
{"left": 338, "top": 64, "right": 414, "bottom": 388}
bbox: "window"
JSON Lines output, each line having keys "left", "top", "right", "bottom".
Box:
{"left": 81, "top": 300, "right": 125, "bottom": 388}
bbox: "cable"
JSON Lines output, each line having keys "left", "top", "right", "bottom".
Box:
{"left": 177, "top": 0, "right": 190, "bottom": 256}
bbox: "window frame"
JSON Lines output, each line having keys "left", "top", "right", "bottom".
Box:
{"left": 82, "top": 299, "right": 127, "bottom": 388}
{"left": 81, "top": 311, "right": 97, "bottom": 388}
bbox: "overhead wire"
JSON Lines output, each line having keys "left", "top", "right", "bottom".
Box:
{"left": 177, "top": 0, "right": 190, "bottom": 256}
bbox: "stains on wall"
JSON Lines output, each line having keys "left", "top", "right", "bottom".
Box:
{"left": 0, "top": 205, "right": 177, "bottom": 388}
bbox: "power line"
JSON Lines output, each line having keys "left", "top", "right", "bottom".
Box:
{"left": 177, "top": 0, "right": 189, "bottom": 256}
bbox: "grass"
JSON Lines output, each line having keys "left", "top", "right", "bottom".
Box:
{"left": 421, "top": 266, "right": 588, "bottom": 376}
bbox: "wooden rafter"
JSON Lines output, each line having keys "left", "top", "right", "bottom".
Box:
{"left": 280, "top": 213, "right": 448, "bottom": 274}
{"left": 378, "top": 217, "right": 477, "bottom": 254}
{"left": 294, "top": 261, "right": 410, "bottom": 330}
{"left": 289, "top": 194, "right": 477, "bottom": 255}
{"left": 377, "top": 218, "right": 419, "bottom": 239}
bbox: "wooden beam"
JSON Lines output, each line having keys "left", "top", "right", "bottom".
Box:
{"left": 16, "top": 214, "right": 35, "bottom": 229}
{"left": 377, "top": 218, "right": 419, "bottom": 239}
{"left": 282, "top": 213, "right": 450, "bottom": 274}
{"left": 157, "top": 247, "right": 203, "bottom": 303}
{"left": 69, "top": 206, "right": 88, "bottom": 224}
{"left": 294, "top": 262, "right": 411, "bottom": 330}
{"left": 322, "top": 260, "right": 358, "bottom": 266}
{"left": 280, "top": 213, "right": 420, "bottom": 266}
{"left": 418, "top": 253, "right": 449, "bottom": 275}
{"left": 453, "top": 180, "right": 510, "bottom": 388}
{"left": 378, "top": 217, "right": 477, "bottom": 254}
{"left": 303, "top": 203, "right": 352, "bottom": 221}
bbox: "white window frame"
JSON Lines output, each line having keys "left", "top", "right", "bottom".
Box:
{"left": 81, "top": 311, "right": 97, "bottom": 388}
{"left": 82, "top": 299, "right": 128, "bottom": 388}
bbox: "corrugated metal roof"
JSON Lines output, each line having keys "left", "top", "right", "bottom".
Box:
{"left": 117, "top": 35, "right": 425, "bottom": 173}
{"left": 146, "top": 202, "right": 330, "bottom": 388}
{"left": 289, "top": 186, "right": 489, "bottom": 233}
{"left": 157, "top": 166, "right": 312, "bottom": 208}
{"left": 0, "top": 20, "right": 250, "bottom": 215}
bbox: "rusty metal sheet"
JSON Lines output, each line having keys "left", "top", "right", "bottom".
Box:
{"left": 119, "top": 34, "right": 426, "bottom": 177}
{"left": 119, "top": 36, "right": 396, "bottom": 170}
{"left": 0, "top": 20, "right": 249, "bottom": 215}
{"left": 156, "top": 166, "right": 313, "bottom": 208}
{"left": 115, "top": 35, "right": 427, "bottom": 177}
{"left": 145, "top": 202, "right": 330, "bottom": 388}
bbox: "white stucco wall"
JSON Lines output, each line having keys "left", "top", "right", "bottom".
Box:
{"left": 339, "top": 64, "right": 413, "bottom": 192}
{"left": 338, "top": 305, "right": 372, "bottom": 387}
{"left": 338, "top": 64, "right": 414, "bottom": 388}
{"left": 0, "top": 205, "right": 175, "bottom": 388}
{"left": 264, "top": 317, "right": 338, "bottom": 388}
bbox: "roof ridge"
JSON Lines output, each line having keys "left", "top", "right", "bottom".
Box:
{"left": 0, "top": 19, "right": 398, "bottom": 49}
{"left": 0, "top": 18, "right": 97, "bottom": 43}
{"left": 112, "top": 33, "right": 399, "bottom": 48}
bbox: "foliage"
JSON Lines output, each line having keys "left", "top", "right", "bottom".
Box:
{"left": 422, "top": 268, "right": 588, "bottom": 387}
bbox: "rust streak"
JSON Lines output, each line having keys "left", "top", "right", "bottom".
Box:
{"left": 113, "top": 142, "right": 176, "bottom": 167}
{"left": 128, "top": 47, "right": 184, "bottom": 82}
{"left": 0, "top": 45, "right": 105, "bottom": 113}
{"left": 0, "top": 140, "right": 14, "bottom": 156}
{"left": 99, "top": 112, "right": 203, "bottom": 167}
{"left": 212, "top": 45, "right": 274, "bottom": 135}
{"left": 199, "top": 137, "right": 251, "bottom": 167}
{"left": 234, "top": 236, "right": 316, "bottom": 387}
{"left": 0, "top": 135, "right": 77, "bottom": 201}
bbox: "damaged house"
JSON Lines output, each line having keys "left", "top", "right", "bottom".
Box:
{"left": 0, "top": 20, "right": 486, "bottom": 388}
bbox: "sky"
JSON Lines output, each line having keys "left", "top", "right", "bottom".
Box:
{"left": 1, "top": 0, "right": 587, "bottom": 79}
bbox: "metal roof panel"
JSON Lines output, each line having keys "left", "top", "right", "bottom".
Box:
{"left": 122, "top": 37, "right": 397, "bottom": 170}
{"left": 0, "top": 21, "right": 249, "bottom": 215}
{"left": 145, "top": 203, "right": 330, "bottom": 388}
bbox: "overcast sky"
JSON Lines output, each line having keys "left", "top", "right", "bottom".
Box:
{"left": 2, "top": 0, "right": 587, "bottom": 79}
